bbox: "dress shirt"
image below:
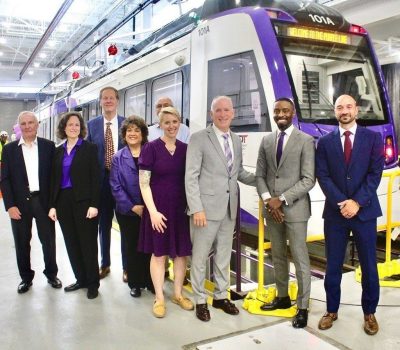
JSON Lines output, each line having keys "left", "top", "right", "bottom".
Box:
{"left": 103, "top": 114, "right": 118, "bottom": 154}
{"left": 148, "top": 122, "right": 190, "bottom": 143}
{"left": 212, "top": 124, "right": 235, "bottom": 163}
{"left": 339, "top": 124, "right": 357, "bottom": 150}
{"left": 61, "top": 138, "right": 83, "bottom": 189}
{"left": 18, "top": 136, "right": 40, "bottom": 192}
{"left": 261, "top": 124, "right": 294, "bottom": 203}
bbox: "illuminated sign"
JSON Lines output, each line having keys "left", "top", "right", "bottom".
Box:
{"left": 287, "top": 27, "right": 349, "bottom": 45}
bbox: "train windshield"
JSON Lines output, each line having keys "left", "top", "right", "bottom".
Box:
{"left": 277, "top": 26, "right": 388, "bottom": 125}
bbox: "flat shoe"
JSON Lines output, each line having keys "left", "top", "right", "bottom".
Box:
{"left": 153, "top": 300, "right": 166, "bottom": 318}
{"left": 171, "top": 296, "right": 194, "bottom": 311}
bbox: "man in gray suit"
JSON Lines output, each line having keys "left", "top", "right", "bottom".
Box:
{"left": 185, "top": 96, "right": 255, "bottom": 322}
{"left": 256, "top": 97, "right": 315, "bottom": 328}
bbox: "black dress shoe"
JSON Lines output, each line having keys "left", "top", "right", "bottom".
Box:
{"left": 260, "top": 296, "right": 291, "bottom": 311}
{"left": 17, "top": 281, "right": 32, "bottom": 294}
{"left": 64, "top": 282, "right": 84, "bottom": 292}
{"left": 292, "top": 309, "right": 308, "bottom": 328}
{"left": 130, "top": 287, "right": 141, "bottom": 298}
{"left": 146, "top": 285, "right": 155, "bottom": 294}
{"left": 87, "top": 288, "right": 99, "bottom": 299}
{"left": 47, "top": 277, "right": 62, "bottom": 289}
{"left": 196, "top": 303, "right": 211, "bottom": 322}
{"left": 212, "top": 299, "right": 239, "bottom": 315}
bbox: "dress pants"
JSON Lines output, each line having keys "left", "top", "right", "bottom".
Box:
{"left": 57, "top": 189, "right": 99, "bottom": 289}
{"left": 267, "top": 220, "right": 311, "bottom": 309}
{"left": 116, "top": 213, "right": 152, "bottom": 289}
{"left": 99, "top": 172, "right": 127, "bottom": 269}
{"left": 191, "top": 211, "right": 236, "bottom": 304}
{"left": 10, "top": 195, "right": 58, "bottom": 282}
{"left": 324, "top": 217, "right": 379, "bottom": 314}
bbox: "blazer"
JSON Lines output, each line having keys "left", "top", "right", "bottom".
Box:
{"left": 1, "top": 137, "right": 55, "bottom": 214}
{"left": 185, "top": 125, "right": 255, "bottom": 221}
{"left": 49, "top": 140, "right": 101, "bottom": 208}
{"left": 109, "top": 146, "right": 142, "bottom": 216}
{"left": 86, "top": 115, "right": 125, "bottom": 176}
{"left": 315, "top": 126, "right": 384, "bottom": 222}
{"left": 256, "top": 127, "right": 315, "bottom": 222}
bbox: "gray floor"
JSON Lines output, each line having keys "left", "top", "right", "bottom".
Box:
{"left": 0, "top": 203, "right": 399, "bottom": 350}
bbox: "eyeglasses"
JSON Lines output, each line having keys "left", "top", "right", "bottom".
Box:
{"left": 156, "top": 103, "right": 172, "bottom": 109}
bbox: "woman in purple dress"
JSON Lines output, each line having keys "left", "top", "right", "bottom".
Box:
{"left": 139, "top": 106, "right": 193, "bottom": 318}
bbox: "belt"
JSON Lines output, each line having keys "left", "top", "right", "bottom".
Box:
{"left": 29, "top": 191, "right": 40, "bottom": 196}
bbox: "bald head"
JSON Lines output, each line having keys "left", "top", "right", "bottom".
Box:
{"left": 334, "top": 94, "right": 358, "bottom": 129}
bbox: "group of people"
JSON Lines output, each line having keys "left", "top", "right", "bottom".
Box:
{"left": 0, "top": 88, "right": 384, "bottom": 335}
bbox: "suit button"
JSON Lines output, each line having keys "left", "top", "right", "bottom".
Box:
{"left": 226, "top": 190, "right": 230, "bottom": 193}
{"left": 26, "top": 198, "right": 30, "bottom": 201}
{"left": 276, "top": 175, "right": 279, "bottom": 178}
{"left": 347, "top": 176, "right": 351, "bottom": 180}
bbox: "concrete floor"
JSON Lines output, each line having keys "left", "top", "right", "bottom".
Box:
{"left": 0, "top": 204, "right": 399, "bottom": 350}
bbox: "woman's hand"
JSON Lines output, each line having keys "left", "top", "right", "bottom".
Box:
{"left": 86, "top": 207, "right": 98, "bottom": 219}
{"left": 48, "top": 208, "right": 57, "bottom": 221}
{"left": 150, "top": 211, "right": 167, "bottom": 233}
{"left": 132, "top": 205, "right": 144, "bottom": 217}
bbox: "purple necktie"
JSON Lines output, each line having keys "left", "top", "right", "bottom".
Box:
{"left": 344, "top": 130, "right": 352, "bottom": 165}
{"left": 276, "top": 131, "right": 285, "bottom": 165}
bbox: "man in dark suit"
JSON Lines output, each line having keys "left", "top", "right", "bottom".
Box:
{"left": 87, "top": 86, "right": 125, "bottom": 281}
{"left": 316, "top": 94, "right": 384, "bottom": 335}
{"left": 0, "top": 111, "right": 62, "bottom": 293}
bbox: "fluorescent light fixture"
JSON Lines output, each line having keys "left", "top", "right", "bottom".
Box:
{"left": 0, "top": 37, "right": 7, "bottom": 44}
{"left": 39, "top": 52, "right": 47, "bottom": 58}
{"left": 28, "top": 70, "right": 34, "bottom": 75}
{"left": 34, "top": 62, "right": 40, "bottom": 67}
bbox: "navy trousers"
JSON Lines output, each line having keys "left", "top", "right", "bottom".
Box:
{"left": 324, "top": 217, "right": 379, "bottom": 315}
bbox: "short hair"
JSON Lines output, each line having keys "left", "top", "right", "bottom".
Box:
{"left": 120, "top": 116, "right": 148, "bottom": 145}
{"left": 159, "top": 106, "right": 181, "bottom": 124}
{"left": 210, "top": 96, "right": 233, "bottom": 112}
{"left": 57, "top": 112, "right": 87, "bottom": 140}
{"left": 18, "top": 111, "right": 38, "bottom": 124}
{"left": 274, "top": 97, "right": 295, "bottom": 111}
{"left": 99, "top": 86, "right": 119, "bottom": 101}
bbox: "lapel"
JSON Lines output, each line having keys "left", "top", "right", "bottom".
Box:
{"left": 121, "top": 146, "right": 135, "bottom": 171}
{"left": 15, "top": 143, "right": 29, "bottom": 187}
{"left": 332, "top": 128, "right": 347, "bottom": 169}
{"left": 348, "top": 126, "right": 362, "bottom": 171}
{"left": 37, "top": 138, "right": 45, "bottom": 182}
{"left": 231, "top": 131, "right": 241, "bottom": 172}
{"left": 207, "top": 126, "right": 229, "bottom": 172}
{"left": 277, "top": 128, "right": 298, "bottom": 169}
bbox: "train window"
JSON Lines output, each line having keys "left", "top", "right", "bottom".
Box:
{"left": 125, "top": 83, "right": 146, "bottom": 120}
{"left": 151, "top": 72, "right": 183, "bottom": 124}
{"left": 207, "top": 51, "right": 271, "bottom": 132}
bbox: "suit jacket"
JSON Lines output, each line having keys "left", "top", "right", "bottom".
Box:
{"left": 49, "top": 140, "right": 101, "bottom": 208}
{"left": 86, "top": 115, "right": 125, "bottom": 177}
{"left": 256, "top": 127, "right": 315, "bottom": 222}
{"left": 315, "top": 126, "right": 384, "bottom": 222}
{"left": 185, "top": 125, "right": 255, "bottom": 221}
{"left": 109, "top": 146, "right": 142, "bottom": 216}
{"left": 1, "top": 137, "right": 55, "bottom": 214}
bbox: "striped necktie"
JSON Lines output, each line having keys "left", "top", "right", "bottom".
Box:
{"left": 222, "top": 133, "right": 233, "bottom": 173}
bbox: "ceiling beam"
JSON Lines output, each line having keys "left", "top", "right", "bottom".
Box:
{"left": 19, "top": 0, "right": 74, "bottom": 80}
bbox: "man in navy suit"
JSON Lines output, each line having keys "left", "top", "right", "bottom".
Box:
{"left": 87, "top": 87, "right": 125, "bottom": 281}
{"left": 1, "top": 111, "right": 62, "bottom": 293}
{"left": 316, "top": 95, "right": 384, "bottom": 335}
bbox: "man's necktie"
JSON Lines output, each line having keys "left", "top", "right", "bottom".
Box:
{"left": 344, "top": 130, "right": 352, "bottom": 165}
{"left": 105, "top": 122, "right": 114, "bottom": 170}
{"left": 276, "top": 131, "right": 285, "bottom": 166}
{"left": 222, "top": 133, "right": 233, "bottom": 173}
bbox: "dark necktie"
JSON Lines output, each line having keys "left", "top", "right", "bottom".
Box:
{"left": 222, "top": 133, "right": 233, "bottom": 173}
{"left": 105, "top": 122, "right": 114, "bottom": 170}
{"left": 344, "top": 130, "right": 352, "bottom": 165}
{"left": 276, "top": 131, "right": 285, "bottom": 165}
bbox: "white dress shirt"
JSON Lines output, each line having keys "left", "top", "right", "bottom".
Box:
{"left": 19, "top": 137, "right": 40, "bottom": 192}
{"left": 339, "top": 124, "right": 357, "bottom": 151}
{"left": 212, "top": 124, "right": 235, "bottom": 163}
{"left": 103, "top": 114, "right": 119, "bottom": 154}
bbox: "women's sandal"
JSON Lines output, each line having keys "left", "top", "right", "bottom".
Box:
{"left": 153, "top": 300, "right": 166, "bottom": 318}
{"left": 171, "top": 296, "right": 194, "bottom": 311}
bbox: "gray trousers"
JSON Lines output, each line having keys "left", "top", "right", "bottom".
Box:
{"left": 267, "top": 220, "right": 311, "bottom": 309}
{"left": 190, "top": 212, "right": 236, "bottom": 304}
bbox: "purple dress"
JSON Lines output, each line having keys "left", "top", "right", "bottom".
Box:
{"left": 138, "top": 138, "right": 191, "bottom": 258}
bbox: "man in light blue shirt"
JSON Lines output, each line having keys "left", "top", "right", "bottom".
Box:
{"left": 148, "top": 97, "right": 190, "bottom": 143}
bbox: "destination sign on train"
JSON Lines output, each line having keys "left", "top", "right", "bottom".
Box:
{"left": 287, "top": 27, "right": 349, "bottom": 45}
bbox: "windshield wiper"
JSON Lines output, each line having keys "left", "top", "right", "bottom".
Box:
{"left": 302, "top": 60, "right": 312, "bottom": 118}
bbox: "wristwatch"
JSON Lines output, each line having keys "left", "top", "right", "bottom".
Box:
{"left": 278, "top": 194, "right": 285, "bottom": 202}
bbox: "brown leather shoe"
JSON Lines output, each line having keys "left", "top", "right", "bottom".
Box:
{"left": 196, "top": 303, "right": 211, "bottom": 322}
{"left": 212, "top": 298, "right": 239, "bottom": 315}
{"left": 122, "top": 270, "right": 128, "bottom": 283}
{"left": 364, "top": 314, "right": 379, "bottom": 335}
{"left": 318, "top": 312, "right": 338, "bottom": 330}
{"left": 99, "top": 266, "right": 110, "bottom": 279}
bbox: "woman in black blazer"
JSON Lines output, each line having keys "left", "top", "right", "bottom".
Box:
{"left": 48, "top": 112, "right": 101, "bottom": 299}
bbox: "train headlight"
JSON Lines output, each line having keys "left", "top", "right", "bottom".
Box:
{"left": 384, "top": 136, "right": 395, "bottom": 165}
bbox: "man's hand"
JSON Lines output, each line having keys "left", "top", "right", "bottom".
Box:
{"left": 48, "top": 208, "right": 57, "bottom": 221}
{"left": 8, "top": 206, "right": 21, "bottom": 220}
{"left": 132, "top": 205, "right": 144, "bottom": 217}
{"left": 266, "top": 197, "right": 283, "bottom": 211}
{"left": 193, "top": 211, "right": 207, "bottom": 227}
{"left": 338, "top": 199, "right": 360, "bottom": 219}
{"left": 270, "top": 208, "right": 285, "bottom": 223}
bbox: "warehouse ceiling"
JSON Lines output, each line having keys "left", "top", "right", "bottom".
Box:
{"left": 0, "top": 0, "right": 399, "bottom": 98}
